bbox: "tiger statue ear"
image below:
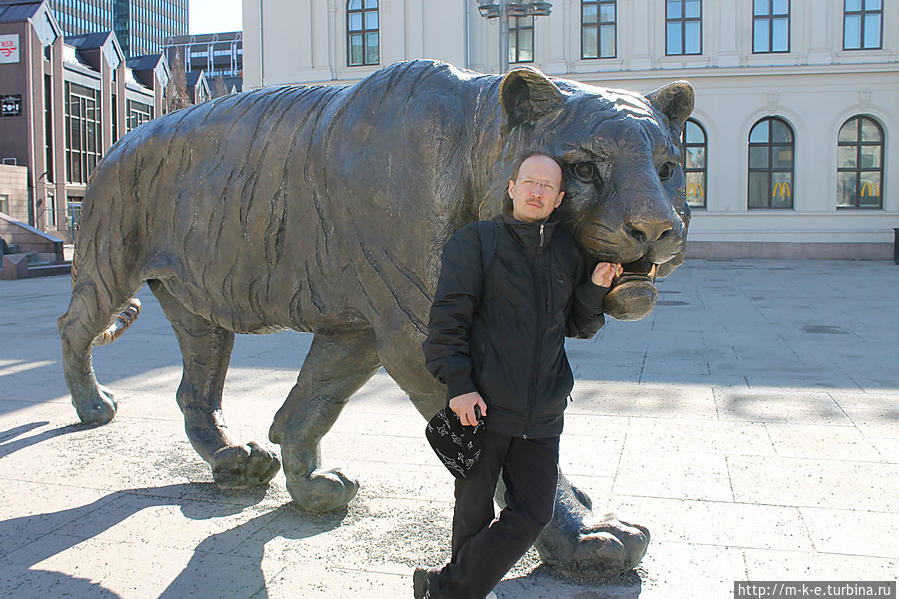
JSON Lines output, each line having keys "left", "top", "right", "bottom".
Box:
{"left": 500, "top": 67, "right": 566, "bottom": 128}
{"left": 646, "top": 80, "right": 694, "bottom": 136}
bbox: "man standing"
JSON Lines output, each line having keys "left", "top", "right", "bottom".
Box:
{"left": 417, "top": 153, "right": 622, "bottom": 598}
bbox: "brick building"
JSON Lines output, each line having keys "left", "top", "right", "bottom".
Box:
{"left": 0, "top": 0, "right": 168, "bottom": 239}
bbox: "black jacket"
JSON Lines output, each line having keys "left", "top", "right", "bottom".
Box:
{"left": 423, "top": 213, "right": 608, "bottom": 439}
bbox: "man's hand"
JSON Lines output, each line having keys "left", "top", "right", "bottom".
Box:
{"left": 592, "top": 262, "right": 623, "bottom": 287}
{"left": 449, "top": 391, "right": 487, "bottom": 427}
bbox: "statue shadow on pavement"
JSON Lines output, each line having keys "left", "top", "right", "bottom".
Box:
{"left": 0, "top": 420, "right": 88, "bottom": 460}
{"left": 0, "top": 482, "right": 348, "bottom": 598}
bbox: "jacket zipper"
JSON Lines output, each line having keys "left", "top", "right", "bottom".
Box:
{"left": 524, "top": 224, "right": 546, "bottom": 439}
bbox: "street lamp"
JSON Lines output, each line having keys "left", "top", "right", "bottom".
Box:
{"left": 477, "top": 1, "right": 552, "bottom": 74}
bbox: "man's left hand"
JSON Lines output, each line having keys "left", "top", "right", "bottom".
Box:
{"left": 592, "top": 262, "right": 623, "bottom": 287}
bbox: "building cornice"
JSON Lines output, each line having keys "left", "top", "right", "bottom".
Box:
{"left": 564, "top": 61, "right": 899, "bottom": 82}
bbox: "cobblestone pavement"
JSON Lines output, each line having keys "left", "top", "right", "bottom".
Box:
{"left": 1, "top": 259, "right": 897, "bottom": 598}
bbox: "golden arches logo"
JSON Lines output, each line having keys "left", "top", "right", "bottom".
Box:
{"left": 686, "top": 182, "right": 704, "bottom": 198}
{"left": 772, "top": 182, "right": 791, "bottom": 199}
{"left": 861, "top": 182, "right": 880, "bottom": 196}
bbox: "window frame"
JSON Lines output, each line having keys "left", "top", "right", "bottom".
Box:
{"left": 747, "top": 116, "right": 795, "bottom": 210}
{"left": 842, "top": 0, "right": 884, "bottom": 51}
{"left": 837, "top": 115, "right": 884, "bottom": 210}
{"left": 64, "top": 82, "right": 102, "bottom": 185}
{"left": 681, "top": 118, "right": 708, "bottom": 209}
{"left": 509, "top": 15, "right": 535, "bottom": 64}
{"left": 346, "top": 0, "right": 379, "bottom": 67}
{"left": 752, "top": 0, "right": 791, "bottom": 54}
{"left": 665, "top": 0, "right": 703, "bottom": 56}
{"left": 581, "top": 0, "right": 617, "bottom": 60}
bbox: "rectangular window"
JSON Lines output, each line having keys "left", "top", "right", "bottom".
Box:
{"left": 753, "top": 0, "right": 790, "bottom": 53}
{"left": 347, "top": 1, "right": 379, "bottom": 66}
{"left": 47, "top": 191, "right": 56, "bottom": 228}
{"left": 510, "top": 16, "right": 535, "bottom": 63}
{"left": 666, "top": 0, "right": 702, "bottom": 55}
{"left": 582, "top": 0, "right": 616, "bottom": 59}
{"left": 44, "top": 75, "right": 54, "bottom": 183}
{"left": 0, "top": 194, "right": 8, "bottom": 215}
{"left": 843, "top": 0, "right": 883, "bottom": 50}
{"left": 64, "top": 83, "right": 102, "bottom": 184}
{"left": 126, "top": 99, "right": 151, "bottom": 133}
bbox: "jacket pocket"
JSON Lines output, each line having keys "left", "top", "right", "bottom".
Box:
{"left": 549, "top": 271, "right": 573, "bottom": 317}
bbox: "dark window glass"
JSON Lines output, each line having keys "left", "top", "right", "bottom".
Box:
{"left": 748, "top": 117, "right": 794, "bottom": 209}
{"left": 843, "top": 0, "right": 883, "bottom": 50}
{"left": 44, "top": 75, "right": 54, "bottom": 183}
{"left": 64, "top": 83, "right": 101, "bottom": 184}
{"left": 753, "top": 0, "right": 790, "bottom": 53}
{"left": 837, "top": 116, "right": 884, "bottom": 209}
{"left": 666, "top": 0, "right": 702, "bottom": 55}
{"left": 681, "top": 119, "right": 707, "bottom": 208}
{"left": 510, "top": 16, "right": 535, "bottom": 63}
{"left": 126, "top": 99, "right": 151, "bottom": 133}
{"left": 582, "top": 0, "right": 616, "bottom": 59}
{"left": 347, "top": 0, "right": 379, "bottom": 66}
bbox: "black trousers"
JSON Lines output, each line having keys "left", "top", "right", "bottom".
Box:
{"left": 434, "top": 430, "right": 560, "bottom": 599}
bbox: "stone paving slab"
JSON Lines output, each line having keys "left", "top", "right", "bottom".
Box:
{"left": 799, "top": 506, "right": 899, "bottom": 559}
{"left": 728, "top": 455, "right": 899, "bottom": 511}
{"left": 609, "top": 496, "right": 813, "bottom": 553}
{"left": 1, "top": 259, "right": 898, "bottom": 598}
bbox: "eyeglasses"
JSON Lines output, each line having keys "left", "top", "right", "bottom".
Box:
{"left": 515, "top": 178, "right": 560, "bottom": 194}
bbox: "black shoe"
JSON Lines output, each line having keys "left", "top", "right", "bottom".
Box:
{"left": 413, "top": 566, "right": 438, "bottom": 598}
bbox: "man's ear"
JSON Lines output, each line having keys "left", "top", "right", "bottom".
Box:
{"left": 645, "top": 80, "right": 694, "bottom": 136}
{"left": 500, "top": 67, "right": 566, "bottom": 128}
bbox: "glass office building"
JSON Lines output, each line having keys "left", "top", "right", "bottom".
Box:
{"left": 48, "top": 0, "right": 113, "bottom": 36}
{"left": 113, "top": 0, "right": 188, "bottom": 57}
{"left": 48, "top": 0, "right": 187, "bottom": 56}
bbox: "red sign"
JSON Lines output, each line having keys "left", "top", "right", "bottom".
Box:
{"left": 0, "top": 35, "right": 20, "bottom": 63}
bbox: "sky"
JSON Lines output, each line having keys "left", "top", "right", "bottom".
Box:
{"left": 189, "top": 0, "right": 243, "bottom": 35}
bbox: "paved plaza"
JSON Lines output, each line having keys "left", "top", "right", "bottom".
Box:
{"left": 0, "top": 259, "right": 897, "bottom": 598}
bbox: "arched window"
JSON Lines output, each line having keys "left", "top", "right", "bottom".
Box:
{"left": 347, "top": 0, "right": 379, "bottom": 67}
{"left": 837, "top": 116, "right": 884, "bottom": 209}
{"left": 748, "top": 117, "right": 794, "bottom": 209}
{"left": 681, "top": 118, "right": 707, "bottom": 209}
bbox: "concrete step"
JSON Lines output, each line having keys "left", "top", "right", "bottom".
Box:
{"left": 27, "top": 262, "right": 72, "bottom": 277}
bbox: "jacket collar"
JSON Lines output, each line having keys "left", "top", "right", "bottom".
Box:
{"left": 497, "top": 205, "right": 561, "bottom": 252}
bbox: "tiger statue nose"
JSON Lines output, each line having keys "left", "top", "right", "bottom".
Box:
{"left": 625, "top": 220, "right": 674, "bottom": 243}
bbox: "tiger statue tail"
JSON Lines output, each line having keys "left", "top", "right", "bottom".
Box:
{"left": 69, "top": 245, "right": 142, "bottom": 347}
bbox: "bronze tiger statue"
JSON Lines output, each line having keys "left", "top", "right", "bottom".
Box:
{"left": 59, "top": 60, "right": 693, "bottom": 578}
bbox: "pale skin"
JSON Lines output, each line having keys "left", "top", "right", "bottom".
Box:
{"left": 450, "top": 154, "right": 624, "bottom": 426}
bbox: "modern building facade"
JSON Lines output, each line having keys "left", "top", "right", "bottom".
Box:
{"left": 0, "top": 0, "right": 168, "bottom": 239}
{"left": 47, "top": 0, "right": 187, "bottom": 56}
{"left": 48, "top": 0, "right": 112, "bottom": 35}
{"left": 164, "top": 31, "right": 243, "bottom": 92}
{"left": 242, "top": 0, "right": 898, "bottom": 259}
{"left": 113, "top": 0, "right": 188, "bottom": 58}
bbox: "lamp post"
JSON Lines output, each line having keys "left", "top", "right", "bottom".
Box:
{"left": 477, "top": 1, "right": 553, "bottom": 75}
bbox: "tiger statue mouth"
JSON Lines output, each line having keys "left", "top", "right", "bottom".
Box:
{"left": 604, "top": 259, "right": 660, "bottom": 321}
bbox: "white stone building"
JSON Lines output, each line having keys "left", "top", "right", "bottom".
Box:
{"left": 241, "top": 0, "right": 898, "bottom": 259}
